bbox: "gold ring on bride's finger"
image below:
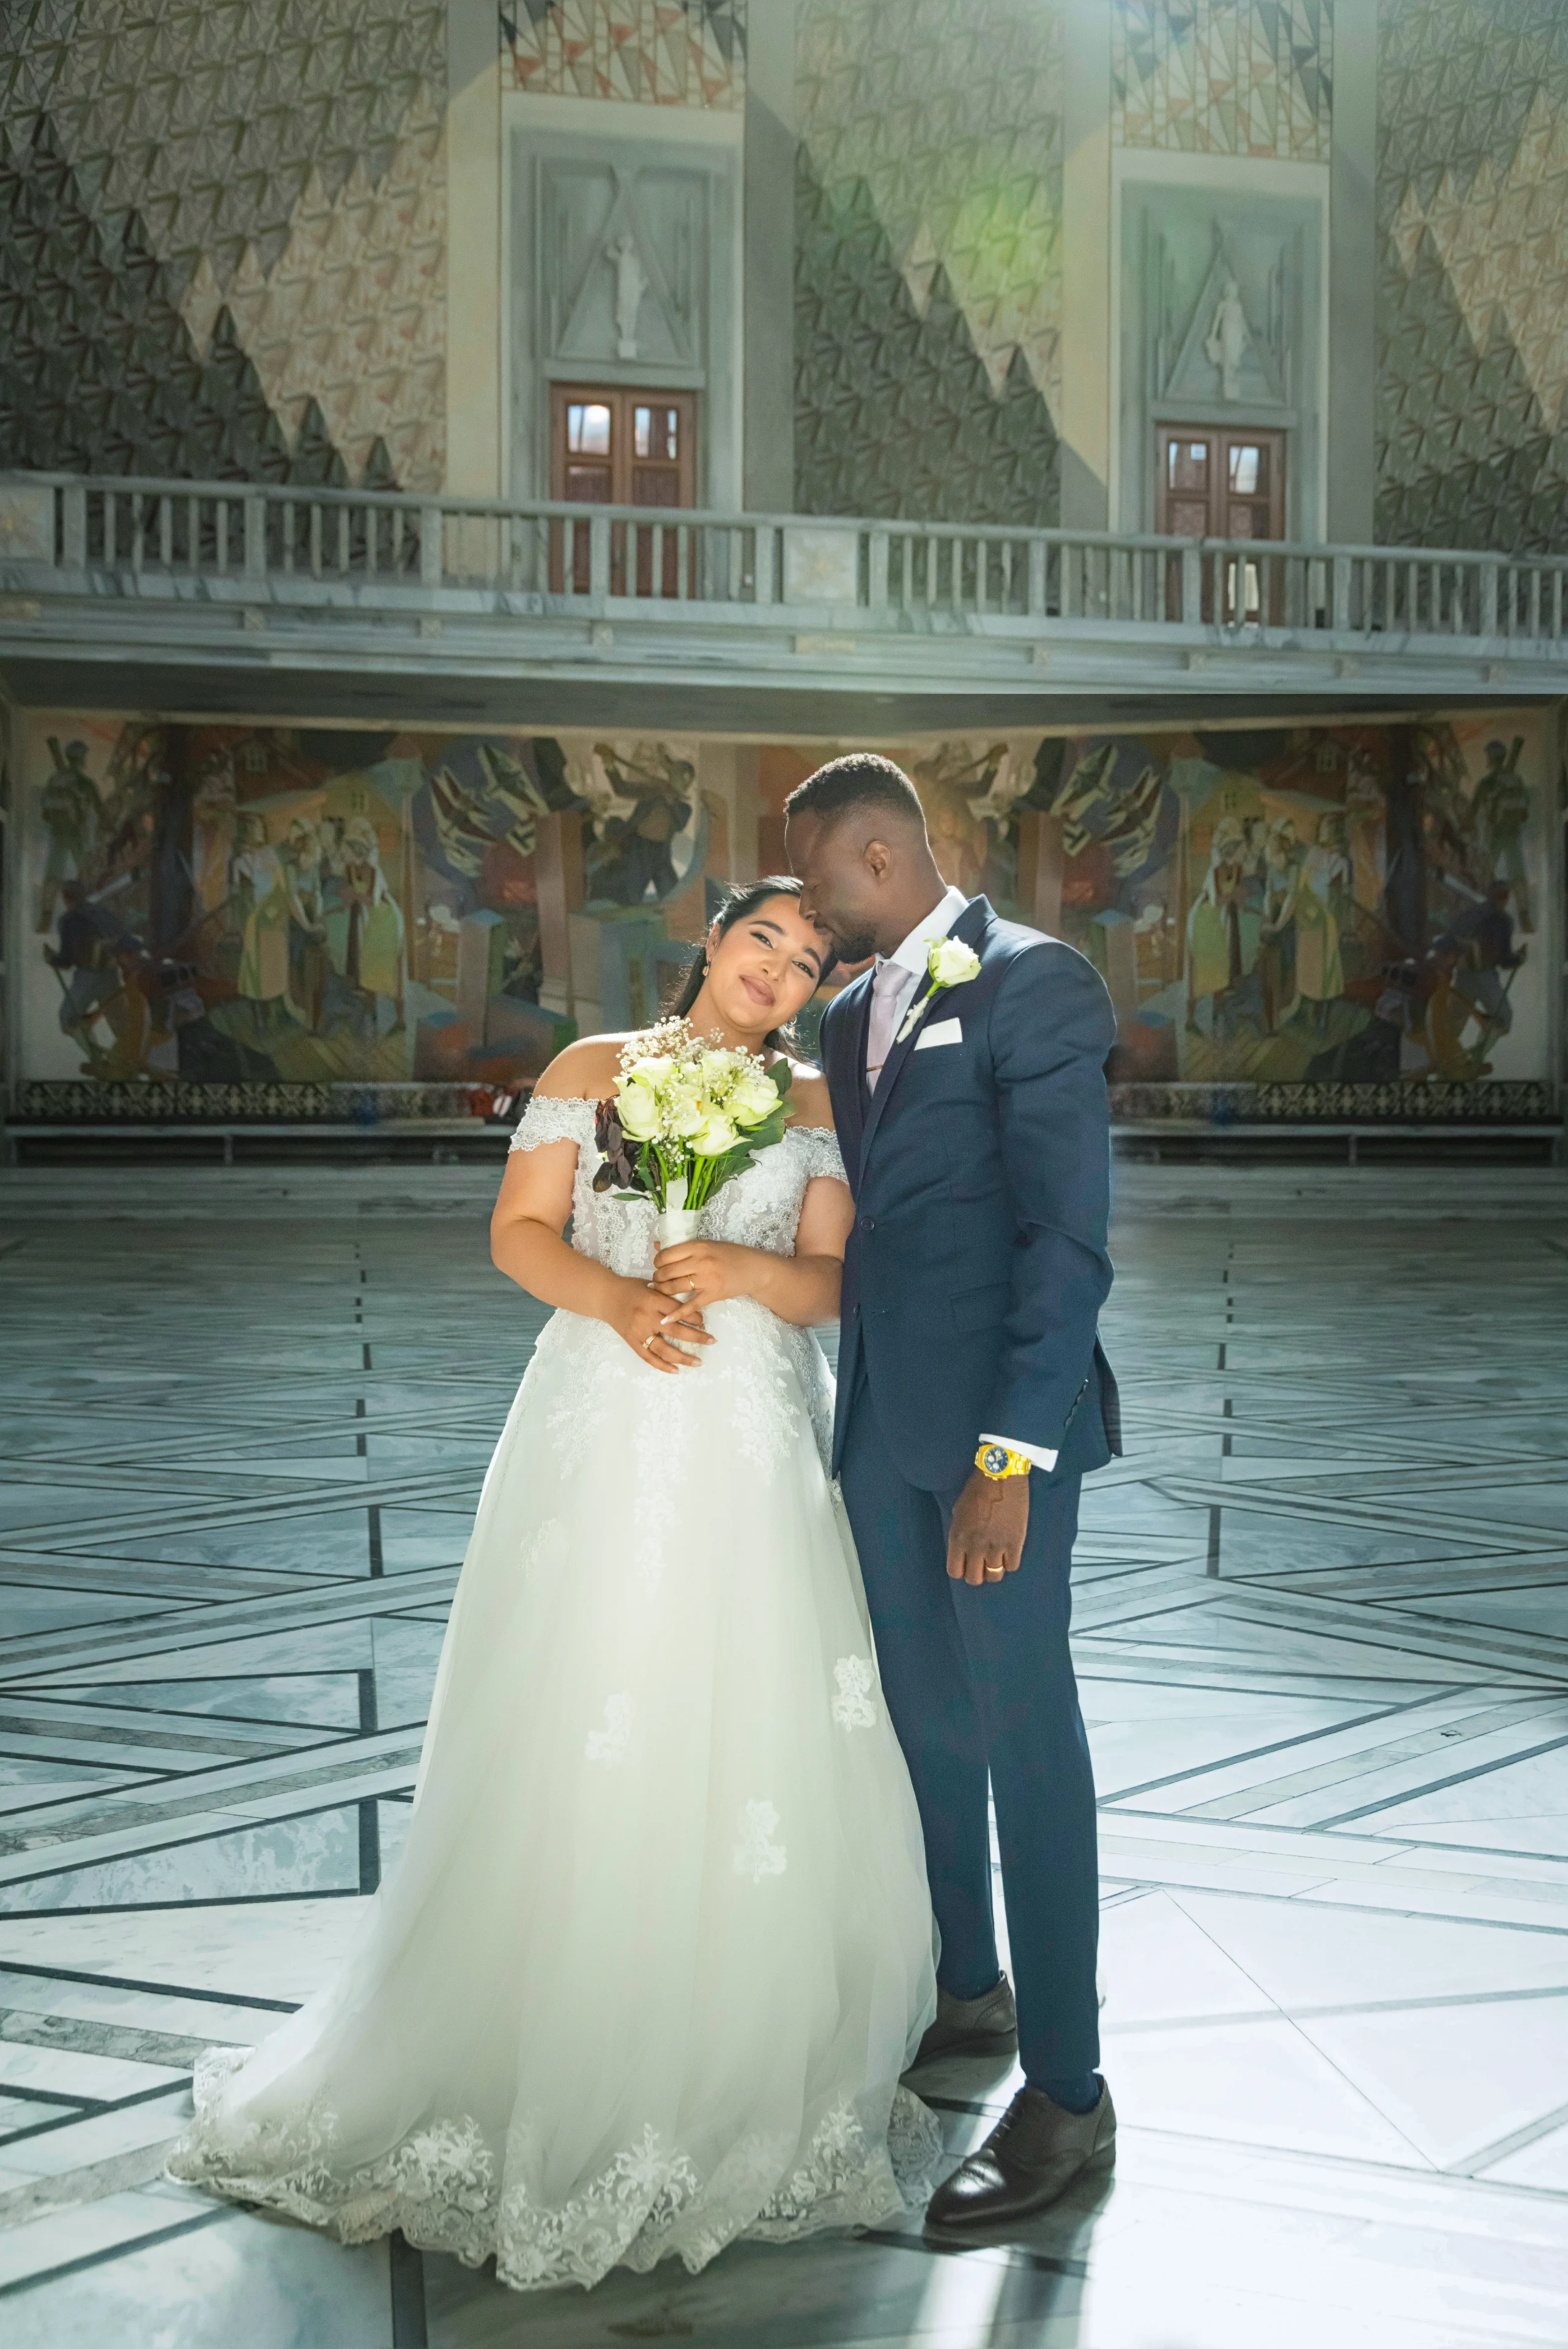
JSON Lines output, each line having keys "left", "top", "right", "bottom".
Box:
{"left": 643, "top": 1332, "right": 656, "bottom": 1350}
{"left": 984, "top": 1564, "right": 1005, "bottom": 1579}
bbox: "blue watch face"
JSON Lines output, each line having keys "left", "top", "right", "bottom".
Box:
{"left": 982, "top": 1445, "right": 1009, "bottom": 1475}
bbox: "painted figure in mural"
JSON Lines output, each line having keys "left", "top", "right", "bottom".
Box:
{"left": 581, "top": 741, "right": 697, "bottom": 905}
{"left": 35, "top": 737, "right": 100, "bottom": 931}
{"left": 1287, "top": 812, "right": 1350, "bottom": 1031}
{"left": 1470, "top": 735, "right": 1532, "bottom": 932}
{"left": 1185, "top": 816, "right": 1258, "bottom": 1037}
{"left": 43, "top": 878, "right": 121, "bottom": 1062}
{"left": 281, "top": 814, "right": 330, "bottom": 1031}
{"left": 1420, "top": 935, "right": 1490, "bottom": 1080}
{"left": 172, "top": 868, "right": 954, "bottom": 2282}
{"left": 230, "top": 812, "right": 294, "bottom": 1030}
{"left": 1452, "top": 879, "right": 1526, "bottom": 1056}
{"left": 1343, "top": 753, "right": 1388, "bottom": 919}
{"left": 1257, "top": 815, "right": 1299, "bottom": 1032}
{"left": 1204, "top": 273, "right": 1250, "bottom": 402}
{"left": 325, "top": 814, "right": 405, "bottom": 1037}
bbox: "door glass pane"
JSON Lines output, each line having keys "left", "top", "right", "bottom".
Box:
{"left": 1227, "top": 444, "right": 1264, "bottom": 495}
{"left": 1169, "top": 440, "right": 1209, "bottom": 492}
{"left": 633, "top": 406, "right": 680, "bottom": 461}
{"left": 1227, "top": 504, "right": 1255, "bottom": 539}
{"left": 567, "top": 403, "right": 611, "bottom": 456}
{"left": 1170, "top": 500, "right": 1207, "bottom": 538}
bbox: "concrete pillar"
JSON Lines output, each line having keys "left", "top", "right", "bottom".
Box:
{"left": 1058, "top": 0, "right": 1113, "bottom": 530}
{"left": 446, "top": 0, "right": 504, "bottom": 496}
{"left": 1328, "top": 0, "right": 1378, "bottom": 543}
{"left": 743, "top": 0, "right": 797, "bottom": 511}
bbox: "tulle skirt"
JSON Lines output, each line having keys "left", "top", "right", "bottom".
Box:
{"left": 169, "top": 1296, "right": 940, "bottom": 2290}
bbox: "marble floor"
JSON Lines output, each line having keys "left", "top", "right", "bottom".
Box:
{"left": 0, "top": 1161, "right": 1565, "bottom": 2347}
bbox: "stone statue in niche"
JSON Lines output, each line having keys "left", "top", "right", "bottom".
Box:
{"left": 1204, "top": 274, "right": 1250, "bottom": 402}
{"left": 609, "top": 232, "right": 648, "bottom": 361}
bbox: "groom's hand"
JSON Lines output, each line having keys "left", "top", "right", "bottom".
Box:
{"left": 947, "top": 1469, "right": 1030, "bottom": 1587}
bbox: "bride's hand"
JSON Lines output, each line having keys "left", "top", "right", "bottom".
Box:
{"left": 609, "top": 1279, "right": 712, "bottom": 1373}
{"left": 651, "top": 1240, "right": 750, "bottom": 1312}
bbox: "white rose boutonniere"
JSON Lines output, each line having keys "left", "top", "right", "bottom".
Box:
{"left": 896, "top": 935, "right": 981, "bottom": 1042}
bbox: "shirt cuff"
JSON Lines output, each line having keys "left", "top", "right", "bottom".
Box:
{"left": 979, "top": 1431, "right": 1059, "bottom": 1474}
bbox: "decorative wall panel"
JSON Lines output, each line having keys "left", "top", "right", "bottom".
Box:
{"left": 502, "top": 0, "right": 746, "bottom": 108}
{"left": 1377, "top": 0, "right": 1568, "bottom": 551}
{"left": 1113, "top": 0, "right": 1332, "bottom": 159}
{"left": 0, "top": 0, "right": 446, "bottom": 489}
{"left": 794, "top": 0, "right": 1063, "bottom": 522}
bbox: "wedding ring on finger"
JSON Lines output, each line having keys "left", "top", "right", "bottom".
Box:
{"left": 984, "top": 1565, "right": 1005, "bottom": 1579}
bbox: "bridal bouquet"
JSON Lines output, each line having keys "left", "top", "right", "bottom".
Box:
{"left": 593, "top": 1017, "right": 792, "bottom": 1239}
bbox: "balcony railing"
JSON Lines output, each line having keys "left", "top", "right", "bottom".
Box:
{"left": 4, "top": 470, "right": 1568, "bottom": 647}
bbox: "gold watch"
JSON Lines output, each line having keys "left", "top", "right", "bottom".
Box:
{"left": 975, "top": 1442, "right": 1030, "bottom": 1481}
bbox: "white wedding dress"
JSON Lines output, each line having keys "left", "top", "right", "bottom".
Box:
{"left": 169, "top": 1098, "right": 940, "bottom": 2291}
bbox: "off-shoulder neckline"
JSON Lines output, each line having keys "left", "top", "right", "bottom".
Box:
{"left": 526, "top": 1093, "right": 835, "bottom": 1134}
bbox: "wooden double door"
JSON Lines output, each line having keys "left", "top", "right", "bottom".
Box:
{"left": 549, "top": 385, "right": 697, "bottom": 596}
{"left": 1156, "top": 425, "right": 1286, "bottom": 622}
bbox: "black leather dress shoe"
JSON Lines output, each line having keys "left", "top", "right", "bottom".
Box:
{"left": 924, "top": 2079, "right": 1115, "bottom": 2233}
{"left": 910, "top": 1973, "right": 1019, "bottom": 2067}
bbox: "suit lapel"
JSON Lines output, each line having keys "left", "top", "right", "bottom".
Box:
{"left": 858, "top": 896, "right": 990, "bottom": 1181}
{"left": 829, "top": 968, "right": 874, "bottom": 1175}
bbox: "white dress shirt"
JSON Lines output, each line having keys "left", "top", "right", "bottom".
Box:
{"left": 862, "top": 885, "right": 1058, "bottom": 1476}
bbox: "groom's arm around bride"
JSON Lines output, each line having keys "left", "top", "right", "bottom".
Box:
{"left": 787, "top": 752, "right": 1121, "bottom": 2233}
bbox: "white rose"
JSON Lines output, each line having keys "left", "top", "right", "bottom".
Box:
{"left": 617, "top": 1079, "right": 660, "bottom": 1140}
{"left": 628, "top": 1055, "right": 674, "bottom": 1088}
{"left": 691, "top": 1110, "right": 739, "bottom": 1157}
{"left": 929, "top": 938, "right": 981, "bottom": 989}
{"left": 730, "top": 1072, "right": 780, "bottom": 1125}
{"left": 697, "top": 1050, "right": 736, "bottom": 1088}
{"left": 664, "top": 1090, "right": 705, "bottom": 1139}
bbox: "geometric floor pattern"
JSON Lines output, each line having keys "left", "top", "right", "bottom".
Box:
{"left": 0, "top": 1160, "right": 1565, "bottom": 2347}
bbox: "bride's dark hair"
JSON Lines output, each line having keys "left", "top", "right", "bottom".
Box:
{"left": 667, "top": 876, "right": 837, "bottom": 1053}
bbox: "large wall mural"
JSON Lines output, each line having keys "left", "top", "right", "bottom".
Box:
{"left": 794, "top": 0, "right": 1063, "bottom": 524}
{"left": 0, "top": 0, "right": 446, "bottom": 489}
{"left": 18, "top": 721, "right": 578, "bottom": 1096}
{"left": 1378, "top": 0, "right": 1568, "bottom": 552}
{"left": 895, "top": 713, "right": 1551, "bottom": 1103}
{"left": 15, "top": 716, "right": 730, "bottom": 1108}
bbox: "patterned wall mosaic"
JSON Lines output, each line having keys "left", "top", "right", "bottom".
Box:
{"left": 0, "top": 0, "right": 446, "bottom": 489}
{"left": 1112, "top": 0, "right": 1332, "bottom": 158}
{"left": 1378, "top": 0, "right": 1568, "bottom": 552}
{"left": 502, "top": 1, "right": 746, "bottom": 107}
{"left": 794, "top": 0, "right": 1063, "bottom": 522}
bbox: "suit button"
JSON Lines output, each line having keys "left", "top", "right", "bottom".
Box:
{"left": 858, "top": 1214, "right": 875, "bottom": 1231}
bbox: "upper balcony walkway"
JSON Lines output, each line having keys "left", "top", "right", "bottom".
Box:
{"left": 1, "top": 472, "right": 1565, "bottom": 727}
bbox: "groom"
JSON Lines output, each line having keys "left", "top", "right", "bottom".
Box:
{"left": 787, "top": 753, "right": 1120, "bottom": 2232}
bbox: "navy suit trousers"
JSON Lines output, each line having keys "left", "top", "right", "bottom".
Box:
{"left": 840, "top": 1371, "right": 1101, "bottom": 2082}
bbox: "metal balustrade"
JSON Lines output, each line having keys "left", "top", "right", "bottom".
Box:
{"left": 4, "top": 470, "right": 1568, "bottom": 647}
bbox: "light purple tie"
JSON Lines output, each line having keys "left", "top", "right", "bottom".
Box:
{"left": 866, "top": 960, "right": 909, "bottom": 1093}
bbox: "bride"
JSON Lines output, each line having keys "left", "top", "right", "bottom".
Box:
{"left": 169, "top": 877, "right": 941, "bottom": 2291}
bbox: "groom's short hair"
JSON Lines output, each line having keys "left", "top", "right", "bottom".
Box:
{"left": 785, "top": 753, "right": 925, "bottom": 834}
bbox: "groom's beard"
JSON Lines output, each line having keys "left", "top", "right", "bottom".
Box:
{"left": 827, "top": 922, "right": 877, "bottom": 965}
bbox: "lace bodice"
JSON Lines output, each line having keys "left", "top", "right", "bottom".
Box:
{"left": 509, "top": 1096, "right": 848, "bottom": 1280}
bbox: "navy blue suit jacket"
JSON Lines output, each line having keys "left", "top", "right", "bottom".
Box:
{"left": 820, "top": 896, "right": 1121, "bottom": 1494}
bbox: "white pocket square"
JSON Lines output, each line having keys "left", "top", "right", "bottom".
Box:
{"left": 915, "top": 1016, "right": 964, "bottom": 1051}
